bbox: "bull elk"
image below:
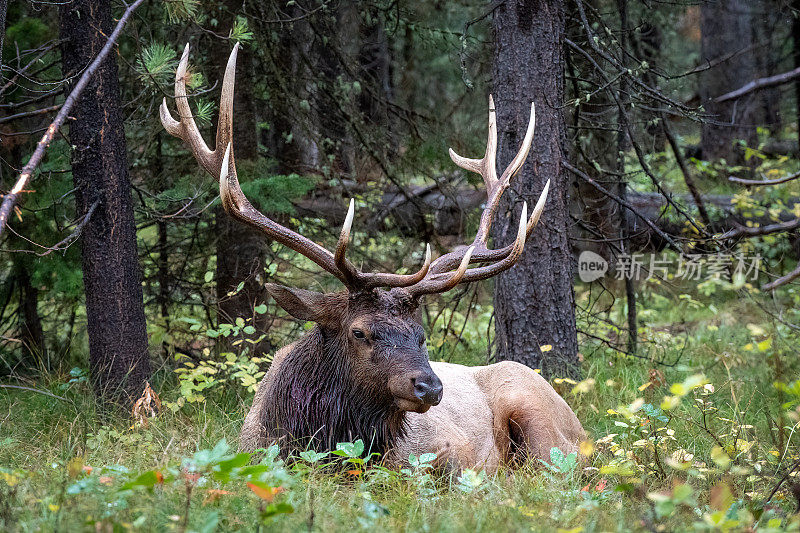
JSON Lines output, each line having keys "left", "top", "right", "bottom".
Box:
{"left": 160, "top": 43, "right": 585, "bottom": 472}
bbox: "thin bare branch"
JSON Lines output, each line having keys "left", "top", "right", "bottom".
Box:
{"left": 715, "top": 65, "right": 800, "bottom": 103}
{"left": 0, "top": 0, "right": 146, "bottom": 239}
{"left": 728, "top": 170, "right": 800, "bottom": 186}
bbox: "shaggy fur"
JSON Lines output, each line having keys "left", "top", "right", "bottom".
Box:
{"left": 261, "top": 325, "right": 408, "bottom": 455}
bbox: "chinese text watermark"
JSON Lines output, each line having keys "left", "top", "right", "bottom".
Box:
{"left": 578, "top": 251, "right": 762, "bottom": 282}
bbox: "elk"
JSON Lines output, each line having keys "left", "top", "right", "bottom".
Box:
{"left": 160, "top": 43, "right": 585, "bottom": 473}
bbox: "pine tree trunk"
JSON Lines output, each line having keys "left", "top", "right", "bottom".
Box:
{"left": 209, "top": 2, "right": 272, "bottom": 357}
{"left": 793, "top": 0, "right": 800, "bottom": 151}
{"left": 59, "top": 0, "right": 151, "bottom": 404}
{"left": 752, "top": 0, "right": 782, "bottom": 133}
{"left": 699, "top": 0, "right": 759, "bottom": 164}
{"left": 16, "top": 262, "right": 45, "bottom": 364}
{"left": 490, "top": 0, "right": 579, "bottom": 379}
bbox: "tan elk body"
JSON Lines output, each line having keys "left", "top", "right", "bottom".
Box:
{"left": 161, "top": 43, "right": 585, "bottom": 473}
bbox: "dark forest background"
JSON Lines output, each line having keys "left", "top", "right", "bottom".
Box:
{"left": 1, "top": 0, "right": 799, "bottom": 406}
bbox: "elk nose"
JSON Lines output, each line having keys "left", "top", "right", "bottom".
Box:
{"left": 413, "top": 375, "right": 443, "bottom": 406}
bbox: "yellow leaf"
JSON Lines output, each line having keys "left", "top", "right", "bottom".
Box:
{"left": 710, "top": 483, "right": 734, "bottom": 511}
{"left": 746, "top": 324, "right": 765, "bottom": 336}
{"left": 661, "top": 395, "right": 680, "bottom": 410}
{"left": 670, "top": 383, "right": 687, "bottom": 396}
{"left": 572, "top": 378, "right": 596, "bottom": 394}
{"left": 540, "top": 344, "right": 553, "bottom": 352}
{"left": 0, "top": 472, "right": 19, "bottom": 486}
{"left": 711, "top": 446, "right": 730, "bottom": 469}
{"left": 638, "top": 382, "right": 652, "bottom": 391}
{"left": 757, "top": 338, "right": 772, "bottom": 352}
{"left": 629, "top": 398, "right": 644, "bottom": 412}
{"left": 67, "top": 456, "right": 84, "bottom": 479}
{"left": 48, "top": 504, "right": 59, "bottom": 512}
{"left": 579, "top": 440, "right": 595, "bottom": 457}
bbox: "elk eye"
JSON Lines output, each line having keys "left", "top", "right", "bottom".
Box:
{"left": 352, "top": 329, "right": 366, "bottom": 340}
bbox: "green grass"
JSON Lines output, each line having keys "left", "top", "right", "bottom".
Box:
{"left": 2, "top": 291, "right": 800, "bottom": 532}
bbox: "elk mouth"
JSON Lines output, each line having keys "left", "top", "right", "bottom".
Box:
{"left": 394, "top": 398, "right": 434, "bottom": 413}
{"left": 388, "top": 372, "right": 443, "bottom": 413}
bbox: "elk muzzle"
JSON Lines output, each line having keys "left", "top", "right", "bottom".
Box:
{"left": 413, "top": 374, "right": 443, "bottom": 405}
{"left": 389, "top": 369, "right": 443, "bottom": 413}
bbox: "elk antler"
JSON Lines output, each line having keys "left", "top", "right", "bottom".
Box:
{"left": 404, "top": 96, "right": 549, "bottom": 297}
{"left": 160, "top": 44, "right": 431, "bottom": 291}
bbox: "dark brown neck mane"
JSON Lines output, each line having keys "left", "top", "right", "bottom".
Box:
{"left": 261, "top": 325, "right": 407, "bottom": 456}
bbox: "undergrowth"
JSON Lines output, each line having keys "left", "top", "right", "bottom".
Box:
{"left": 1, "top": 291, "right": 800, "bottom": 532}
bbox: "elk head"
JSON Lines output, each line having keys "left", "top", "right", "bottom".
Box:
{"left": 160, "top": 43, "right": 549, "bottom": 427}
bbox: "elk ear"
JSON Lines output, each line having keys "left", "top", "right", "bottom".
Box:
{"left": 265, "top": 284, "right": 342, "bottom": 325}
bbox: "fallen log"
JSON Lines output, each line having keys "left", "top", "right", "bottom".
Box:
{"left": 291, "top": 181, "right": 800, "bottom": 253}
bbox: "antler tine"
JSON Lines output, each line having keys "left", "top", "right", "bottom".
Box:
{"left": 498, "top": 102, "right": 536, "bottom": 184}
{"left": 218, "top": 142, "right": 350, "bottom": 283}
{"left": 407, "top": 243, "right": 477, "bottom": 297}
{"left": 473, "top": 101, "right": 535, "bottom": 245}
{"left": 334, "top": 199, "right": 360, "bottom": 285}
{"left": 427, "top": 179, "right": 549, "bottom": 276}
{"left": 333, "top": 200, "right": 434, "bottom": 290}
{"left": 215, "top": 42, "right": 238, "bottom": 165}
{"left": 159, "top": 44, "right": 216, "bottom": 175}
{"left": 448, "top": 95, "right": 498, "bottom": 192}
{"left": 455, "top": 201, "right": 529, "bottom": 284}
{"left": 424, "top": 101, "right": 537, "bottom": 280}
{"left": 524, "top": 178, "right": 548, "bottom": 234}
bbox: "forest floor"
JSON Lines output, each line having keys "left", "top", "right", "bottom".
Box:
{"left": 1, "top": 290, "right": 800, "bottom": 532}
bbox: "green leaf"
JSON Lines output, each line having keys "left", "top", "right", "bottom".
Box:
{"left": 334, "top": 440, "right": 364, "bottom": 458}
{"left": 299, "top": 450, "right": 328, "bottom": 464}
{"left": 261, "top": 502, "right": 293, "bottom": 521}
{"left": 136, "top": 43, "right": 177, "bottom": 84}
{"left": 121, "top": 470, "right": 163, "bottom": 490}
{"left": 198, "top": 511, "right": 220, "bottom": 533}
{"left": 419, "top": 453, "right": 437, "bottom": 464}
{"left": 672, "top": 483, "right": 693, "bottom": 503}
{"left": 217, "top": 453, "right": 251, "bottom": 473}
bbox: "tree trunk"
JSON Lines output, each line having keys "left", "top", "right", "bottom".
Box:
{"left": 793, "top": 0, "right": 800, "bottom": 151}
{"left": 699, "top": 0, "right": 759, "bottom": 164}
{"left": 490, "top": 0, "right": 579, "bottom": 379}
{"left": 752, "top": 0, "right": 782, "bottom": 133}
{"left": 210, "top": 3, "right": 272, "bottom": 357}
{"left": 59, "top": 0, "right": 151, "bottom": 404}
{"left": 16, "top": 261, "right": 45, "bottom": 365}
{"left": 617, "top": 0, "right": 637, "bottom": 356}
